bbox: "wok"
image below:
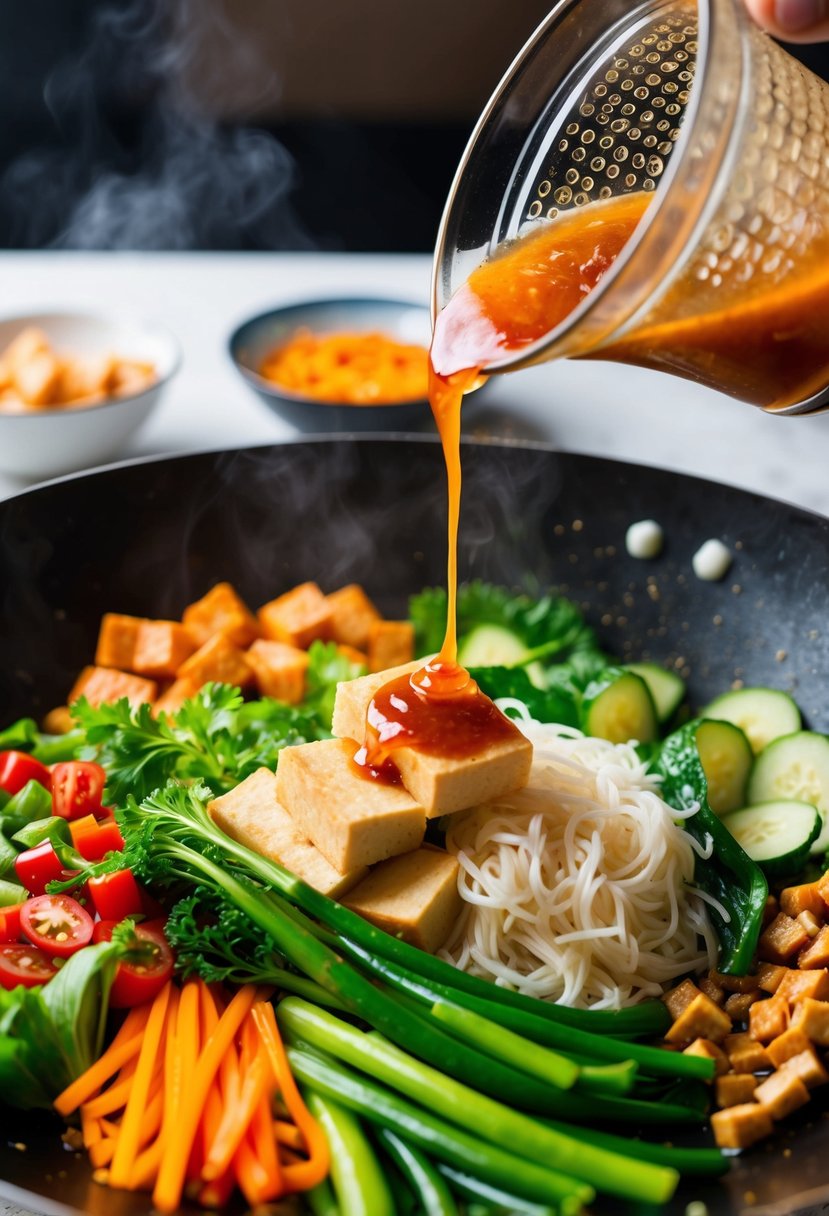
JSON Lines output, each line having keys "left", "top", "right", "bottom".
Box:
{"left": 1, "top": 435, "right": 829, "bottom": 1216}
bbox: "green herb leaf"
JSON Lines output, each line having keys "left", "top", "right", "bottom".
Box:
{"left": 303, "top": 641, "right": 367, "bottom": 732}
{"left": 469, "top": 667, "right": 580, "bottom": 727}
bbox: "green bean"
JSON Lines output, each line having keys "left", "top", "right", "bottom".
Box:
{"left": 376, "top": 1129, "right": 459, "bottom": 1216}
{"left": 542, "top": 1119, "right": 728, "bottom": 1178}
{"left": 574, "top": 1060, "right": 637, "bottom": 1096}
{"left": 31, "top": 729, "right": 84, "bottom": 764}
{"left": 437, "top": 1164, "right": 563, "bottom": 1216}
{"left": 306, "top": 1092, "right": 394, "bottom": 1216}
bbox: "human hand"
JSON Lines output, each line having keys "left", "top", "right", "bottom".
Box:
{"left": 743, "top": 0, "right": 829, "bottom": 42}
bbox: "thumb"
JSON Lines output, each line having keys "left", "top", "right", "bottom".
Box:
{"left": 744, "top": 0, "right": 829, "bottom": 41}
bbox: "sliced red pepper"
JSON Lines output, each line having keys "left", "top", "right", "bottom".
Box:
{"left": 0, "top": 751, "right": 51, "bottom": 797}
{"left": 14, "top": 841, "right": 73, "bottom": 897}
{"left": 69, "top": 814, "right": 124, "bottom": 861}
{"left": 88, "top": 869, "right": 143, "bottom": 922}
{"left": 51, "top": 761, "right": 106, "bottom": 821}
{"left": 0, "top": 903, "right": 23, "bottom": 943}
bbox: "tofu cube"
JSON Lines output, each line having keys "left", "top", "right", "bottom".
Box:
{"left": 665, "top": 993, "right": 732, "bottom": 1046}
{"left": 815, "top": 869, "right": 829, "bottom": 911}
{"left": 712, "top": 969, "right": 760, "bottom": 994}
{"left": 682, "top": 1038, "right": 729, "bottom": 1077}
{"left": 758, "top": 913, "right": 810, "bottom": 964}
{"left": 724, "top": 991, "right": 759, "bottom": 1020}
{"left": 776, "top": 968, "right": 829, "bottom": 1004}
{"left": 208, "top": 767, "right": 365, "bottom": 898}
{"left": 343, "top": 846, "right": 462, "bottom": 953}
{"left": 68, "top": 666, "right": 157, "bottom": 708}
{"left": 715, "top": 1074, "right": 757, "bottom": 1108}
{"left": 183, "top": 582, "right": 260, "bottom": 648}
{"left": 766, "top": 1027, "right": 813, "bottom": 1068}
{"left": 755, "top": 962, "right": 788, "bottom": 994}
{"left": 790, "top": 997, "right": 829, "bottom": 1045}
{"left": 177, "top": 633, "right": 254, "bottom": 688}
{"left": 338, "top": 644, "right": 369, "bottom": 668}
{"left": 258, "top": 582, "right": 333, "bottom": 649}
{"left": 276, "top": 738, "right": 425, "bottom": 873}
{"left": 699, "top": 976, "right": 726, "bottom": 1006}
{"left": 326, "top": 585, "right": 381, "bottom": 649}
{"left": 15, "top": 349, "right": 60, "bottom": 405}
{"left": 780, "top": 1048, "right": 829, "bottom": 1088}
{"left": 798, "top": 924, "right": 829, "bottom": 969}
{"left": 753, "top": 1069, "right": 810, "bottom": 1120}
{"left": 725, "top": 1032, "right": 772, "bottom": 1074}
{"left": 367, "top": 620, "right": 415, "bottom": 672}
{"left": 663, "top": 979, "right": 702, "bottom": 1020}
{"left": 780, "top": 881, "right": 826, "bottom": 919}
{"left": 710, "top": 1103, "right": 772, "bottom": 1150}
{"left": 748, "top": 994, "right": 789, "bottom": 1043}
{"left": 132, "top": 620, "right": 197, "bottom": 680}
{"left": 94, "top": 613, "right": 142, "bottom": 670}
{"left": 151, "top": 677, "right": 200, "bottom": 719}
{"left": 245, "top": 640, "right": 309, "bottom": 704}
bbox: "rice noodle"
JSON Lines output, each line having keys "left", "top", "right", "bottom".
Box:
{"left": 440, "top": 712, "right": 715, "bottom": 1009}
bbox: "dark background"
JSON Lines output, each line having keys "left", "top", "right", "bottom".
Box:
{"left": 0, "top": 0, "right": 826, "bottom": 253}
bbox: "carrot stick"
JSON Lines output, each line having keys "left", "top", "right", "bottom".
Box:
{"left": 80, "top": 1106, "right": 103, "bottom": 1149}
{"left": 126, "top": 1136, "right": 165, "bottom": 1191}
{"left": 54, "top": 1024, "right": 147, "bottom": 1116}
{"left": 202, "top": 1045, "right": 270, "bottom": 1180}
{"left": 89, "top": 1138, "right": 116, "bottom": 1169}
{"left": 249, "top": 1092, "right": 283, "bottom": 1201}
{"left": 81, "top": 1055, "right": 140, "bottom": 1118}
{"left": 232, "top": 1135, "right": 271, "bottom": 1207}
{"left": 108, "top": 982, "right": 172, "bottom": 1188}
{"left": 198, "top": 1170, "right": 236, "bottom": 1210}
{"left": 274, "top": 1120, "right": 305, "bottom": 1151}
{"left": 152, "top": 984, "right": 257, "bottom": 1214}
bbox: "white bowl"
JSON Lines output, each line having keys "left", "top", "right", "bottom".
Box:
{"left": 0, "top": 311, "right": 181, "bottom": 480}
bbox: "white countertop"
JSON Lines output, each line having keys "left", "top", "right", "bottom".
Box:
{"left": 2, "top": 250, "right": 829, "bottom": 515}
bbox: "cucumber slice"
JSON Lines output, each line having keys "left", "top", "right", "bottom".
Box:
{"left": 625, "top": 663, "right": 685, "bottom": 723}
{"left": 748, "top": 731, "right": 829, "bottom": 855}
{"left": 701, "top": 687, "right": 801, "bottom": 755}
{"left": 722, "top": 801, "right": 821, "bottom": 876}
{"left": 695, "top": 719, "right": 753, "bottom": 816}
{"left": 458, "top": 624, "right": 545, "bottom": 688}
{"left": 582, "top": 668, "right": 659, "bottom": 745}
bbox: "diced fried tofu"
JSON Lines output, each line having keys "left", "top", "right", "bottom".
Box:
{"left": 665, "top": 994, "right": 732, "bottom": 1046}
{"left": 781, "top": 881, "right": 826, "bottom": 919}
{"left": 326, "top": 585, "right": 381, "bottom": 649}
{"left": 663, "top": 979, "right": 702, "bottom": 1020}
{"left": 683, "top": 1038, "right": 729, "bottom": 1077}
{"left": 798, "top": 924, "right": 829, "bottom": 969}
{"left": 42, "top": 706, "right": 73, "bottom": 735}
{"left": 777, "top": 968, "right": 829, "bottom": 1004}
{"left": 14, "top": 349, "right": 60, "bottom": 406}
{"left": 57, "top": 354, "right": 115, "bottom": 403}
{"left": 367, "top": 620, "right": 415, "bottom": 672}
{"left": 3, "top": 326, "right": 48, "bottom": 370}
{"left": 245, "top": 640, "right": 309, "bottom": 704}
{"left": 69, "top": 665, "right": 157, "bottom": 708}
{"left": 182, "top": 582, "right": 259, "bottom": 648}
{"left": 756, "top": 962, "right": 788, "bottom": 994}
{"left": 95, "top": 613, "right": 142, "bottom": 669}
{"left": 276, "top": 738, "right": 425, "bottom": 873}
{"left": 338, "top": 644, "right": 369, "bottom": 668}
{"left": 208, "top": 767, "right": 365, "bottom": 898}
{"left": 258, "top": 582, "right": 333, "bottom": 649}
{"left": 725, "top": 1032, "right": 772, "bottom": 1073}
{"left": 724, "top": 991, "right": 760, "bottom": 1020}
{"left": 177, "top": 633, "right": 254, "bottom": 688}
{"left": 798, "top": 910, "right": 822, "bottom": 938}
{"left": 710, "top": 1103, "right": 772, "bottom": 1150}
{"left": 343, "top": 846, "right": 462, "bottom": 953}
{"left": 766, "top": 1027, "right": 813, "bottom": 1068}
{"left": 790, "top": 997, "right": 829, "bottom": 1045}
{"left": 748, "top": 995, "right": 788, "bottom": 1043}
{"left": 700, "top": 976, "right": 726, "bottom": 1005}
{"left": 780, "top": 1048, "right": 829, "bottom": 1089}
{"left": 711, "top": 969, "right": 760, "bottom": 994}
{"left": 754, "top": 1069, "right": 810, "bottom": 1120}
{"left": 151, "top": 677, "right": 200, "bottom": 719}
{"left": 815, "top": 870, "right": 829, "bottom": 911}
{"left": 132, "top": 620, "right": 197, "bottom": 680}
{"left": 758, "top": 913, "right": 810, "bottom": 964}
{"left": 715, "top": 1074, "right": 757, "bottom": 1108}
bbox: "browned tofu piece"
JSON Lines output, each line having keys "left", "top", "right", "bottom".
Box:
{"left": 758, "top": 913, "right": 810, "bottom": 964}
{"left": 748, "top": 994, "right": 789, "bottom": 1043}
{"left": 791, "top": 997, "right": 829, "bottom": 1045}
{"left": 3, "top": 326, "right": 48, "bottom": 370}
{"left": 724, "top": 991, "right": 760, "bottom": 1020}
{"left": 42, "top": 706, "right": 73, "bottom": 735}
{"left": 665, "top": 994, "right": 732, "bottom": 1046}
{"left": 766, "top": 1027, "right": 813, "bottom": 1068}
{"left": 777, "top": 968, "right": 829, "bottom": 1004}
{"left": 798, "top": 910, "right": 822, "bottom": 938}
{"left": 276, "top": 738, "right": 425, "bottom": 873}
{"left": 781, "top": 881, "right": 827, "bottom": 919}
{"left": 338, "top": 644, "right": 369, "bottom": 669}
{"left": 699, "top": 976, "right": 726, "bottom": 1006}
{"left": 780, "top": 1048, "right": 829, "bottom": 1088}
{"left": 132, "top": 620, "right": 197, "bottom": 680}
{"left": 258, "top": 582, "right": 333, "bottom": 649}
{"left": 756, "top": 962, "right": 788, "bottom": 994}
{"left": 798, "top": 924, "right": 829, "bottom": 969}
{"left": 663, "top": 979, "right": 702, "bottom": 1020}
{"left": 711, "top": 969, "right": 760, "bottom": 994}
{"left": 208, "top": 767, "right": 365, "bottom": 898}
{"left": 754, "top": 1068, "right": 810, "bottom": 1120}
{"left": 715, "top": 1074, "right": 757, "bottom": 1108}
{"left": 816, "top": 869, "right": 829, "bottom": 911}
{"left": 68, "top": 665, "right": 157, "bottom": 708}
{"left": 14, "top": 349, "right": 60, "bottom": 405}
{"left": 95, "top": 613, "right": 142, "bottom": 669}
{"left": 710, "top": 1103, "right": 773, "bottom": 1150}
{"left": 726, "top": 1032, "right": 772, "bottom": 1073}
{"left": 151, "top": 677, "right": 200, "bottom": 719}
{"left": 183, "top": 582, "right": 260, "bottom": 648}
{"left": 177, "top": 633, "right": 254, "bottom": 688}
{"left": 326, "top": 585, "right": 381, "bottom": 649}
{"left": 343, "top": 846, "right": 462, "bottom": 953}
{"left": 245, "top": 640, "right": 309, "bottom": 704}
{"left": 367, "top": 620, "right": 415, "bottom": 672}
{"left": 683, "top": 1038, "right": 729, "bottom": 1077}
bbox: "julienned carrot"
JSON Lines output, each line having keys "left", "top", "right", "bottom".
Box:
{"left": 233, "top": 1134, "right": 272, "bottom": 1207}
{"left": 80, "top": 1106, "right": 103, "bottom": 1149}
{"left": 82, "top": 1055, "right": 140, "bottom": 1117}
{"left": 54, "top": 1015, "right": 149, "bottom": 1116}
{"left": 249, "top": 1093, "right": 283, "bottom": 1201}
{"left": 109, "top": 982, "right": 172, "bottom": 1188}
{"left": 275, "top": 1120, "right": 305, "bottom": 1151}
{"left": 89, "top": 1138, "right": 116, "bottom": 1169}
{"left": 203, "top": 1040, "right": 271, "bottom": 1180}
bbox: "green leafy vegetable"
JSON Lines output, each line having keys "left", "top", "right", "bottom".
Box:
{"left": 468, "top": 668, "right": 580, "bottom": 728}
{"left": 303, "top": 640, "right": 367, "bottom": 731}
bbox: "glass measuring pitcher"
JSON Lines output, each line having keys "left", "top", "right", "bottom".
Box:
{"left": 432, "top": 0, "right": 829, "bottom": 414}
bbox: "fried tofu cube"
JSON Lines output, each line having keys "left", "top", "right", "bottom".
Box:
{"left": 766, "top": 1027, "right": 813, "bottom": 1068}
{"left": 715, "top": 1074, "right": 757, "bottom": 1108}
{"left": 258, "top": 582, "right": 333, "bottom": 649}
{"left": 712, "top": 969, "right": 760, "bottom": 994}
{"left": 208, "top": 767, "right": 365, "bottom": 898}
{"left": 777, "top": 968, "right": 829, "bottom": 1004}
{"left": 276, "top": 738, "right": 425, "bottom": 873}
{"left": 710, "top": 1103, "right": 772, "bottom": 1150}
{"left": 754, "top": 1069, "right": 810, "bottom": 1120}
{"left": 337, "top": 644, "right": 369, "bottom": 668}
{"left": 683, "top": 1038, "right": 729, "bottom": 1077}
{"left": 665, "top": 994, "right": 732, "bottom": 1046}
{"left": 69, "top": 665, "right": 157, "bottom": 708}
{"left": 132, "top": 620, "right": 197, "bottom": 680}
{"left": 177, "top": 633, "right": 254, "bottom": 688}
{"left": 327, "top": 585, "right": 381, "bottom": 649}
{"left": 42, "top": 706, "right": 73, "bottom": 735}
{"left": 151, "top": 677, "right": 200, "bottom": 719}
{"left": 57, "top": 354, "right": 116, "bottom": 403}
{"left": 725, "top": 1032, "right": 772, "bottom": 1073}
{"left": 756, "top": 962, "right": 788, "bottom": 994}
{"left": 781, "top": 881, "right": 826, "bottom": 919}
{"left": 343, "top": 846, "right": 462, "bottom": 953}
{"left": 367, "top": 620, "right": 415, "bottom": 672}
{"left": 663, "top": 979, "right": 703, "bottom": 1020}
{"left": 14, "top": 349, "right": 60, "bottom": 406}
{"left": 332, "top": 664, "right": 533, "bottom": 817}
{"left": 245, "top": 640, "right": 309, "bottom": 704}
{"left": 798, "top": 924, "right": 829, "bottom": 969}
{"left": 3, "top": 326, "right": 48, "bottom": 369}
{"left": 724, "top": 991, "right": 760, "bottom": 1020}
{"left": 95, "top": 613, "right": 142, "bottom": 670}
{"left": 699, "top": 976, "right": 726, "bottom": 1006}
{"left": 815, "top": 869, "right": 829, "bottom": 911}
{"left": 780, "top": 1048, "right": 829, "bottom": 1088}
{"left": 182, "top": 582, "right": 259, "bottom": 648}
{"left": 758, "top": 913, "right": 810, "bottom": 964}
{"left": 748, "top": 995, "right": 788, "bottom": 1043}
{"left": 791, "top": 997, "right": 829, "bottom": 1045}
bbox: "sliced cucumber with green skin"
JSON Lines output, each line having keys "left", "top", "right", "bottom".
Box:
{"left": 701, "top": 687, "right": 802, "bottom": 755}
{"left": 748, "top": 731, "right": 829, "bottom": 855}
{"left": 458, "top": 624, "right": 546, "bottom": 688}
{"left": 695, "top": 719, "right": 753, "bottom": 816}
{"left": 625, "top": 663, "right": 685, "bottom": 723}
{"left": 722, "top": 801, "right": 821, "bottom": 876}
{"left": 581, "top": 668, "right": 659, "bottom": 745}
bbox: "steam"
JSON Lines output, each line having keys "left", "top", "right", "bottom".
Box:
{"left": 0, "top": 0, "right": 312, "bottom": 250}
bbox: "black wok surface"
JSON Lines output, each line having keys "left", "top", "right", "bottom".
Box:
{"left": 1, "top": 436, "right": 829, "bottom": 1216}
